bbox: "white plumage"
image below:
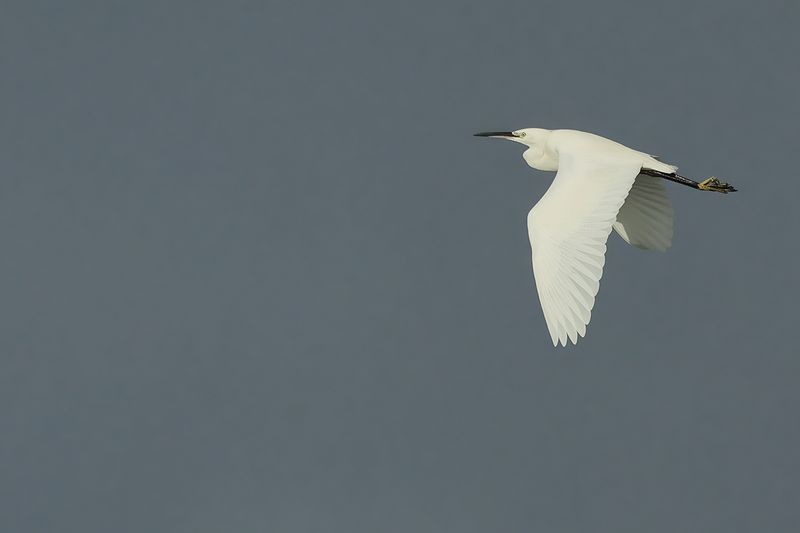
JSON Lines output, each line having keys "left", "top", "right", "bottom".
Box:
{"left": 474, "top": 128, "right": 733, "bottom": 347}
{"left": 613, "top": 175, "right": 673, "bottom": 252}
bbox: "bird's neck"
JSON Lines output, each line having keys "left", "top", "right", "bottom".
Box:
{"left": 523, "top": 145, "right": 559, "bottom": 171}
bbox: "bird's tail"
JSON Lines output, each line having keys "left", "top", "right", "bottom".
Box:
{"left": 643, "top": 157, "right": 678, "bottom": 175}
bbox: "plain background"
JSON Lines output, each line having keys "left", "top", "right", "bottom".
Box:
{"left": 2, "top": 1, "right": 799, "bottom": 532}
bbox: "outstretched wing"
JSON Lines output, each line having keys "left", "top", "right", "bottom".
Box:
{"left": 613, "top": 175, "right": 673, "bottom": 252}
{"left": 527, "top": 154, "right": 641, "bottom": 346}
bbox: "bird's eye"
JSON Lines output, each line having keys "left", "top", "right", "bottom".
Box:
{"left": 517, "top": 131, "right": 526, "bottom": 137}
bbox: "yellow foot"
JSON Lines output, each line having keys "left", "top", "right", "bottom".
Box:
{"left": 698, "top": 177, "right": 737, "bottom": 193}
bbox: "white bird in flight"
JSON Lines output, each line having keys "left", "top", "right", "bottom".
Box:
{"left": 474, "top": 128, "right": 736, "bottom": 347}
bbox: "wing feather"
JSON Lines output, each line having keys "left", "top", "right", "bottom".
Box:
{"left": 613, "top": 175, "right": 673, "bottom": 251}
{"left": 527, "top": 154, "right": 641, "bottom": 346}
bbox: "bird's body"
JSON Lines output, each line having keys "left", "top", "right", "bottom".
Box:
{"left": 475, "top": 128, "right": 735, "bottom": 347}
{"left": 518, "top": 128, "right": 674, "bottom": 174}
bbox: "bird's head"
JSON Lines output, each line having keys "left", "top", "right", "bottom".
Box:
{"left": 473, "top": 128, "right": 548, "bottom": 147}
{"left": 474, "top": 127, "right": 555, "bottom": 171}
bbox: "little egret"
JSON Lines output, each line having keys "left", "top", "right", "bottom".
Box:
{"left": 474, "top": 128, "right": 736, "bottom": 347}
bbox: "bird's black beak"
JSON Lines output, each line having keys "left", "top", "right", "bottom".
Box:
{"left": 474, "top": 131, "right": 517, "bottom": 138}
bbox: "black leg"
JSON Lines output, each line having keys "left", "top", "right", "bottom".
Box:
{"left": 640, "top": 168, "right": 737, "bottom": 193}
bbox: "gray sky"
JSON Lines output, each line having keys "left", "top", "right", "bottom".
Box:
{"left": 2, "top": 1, "right": 799, "bottom": 532}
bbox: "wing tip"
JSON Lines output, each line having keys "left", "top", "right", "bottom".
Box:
{"left": 550, "top": 326, "right": 588, "bottom": 348}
